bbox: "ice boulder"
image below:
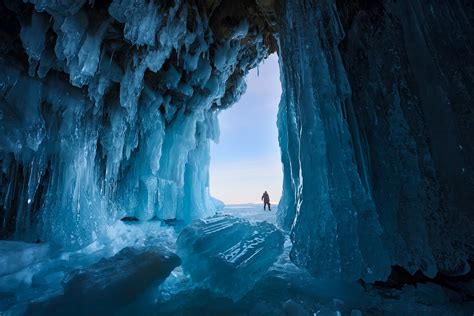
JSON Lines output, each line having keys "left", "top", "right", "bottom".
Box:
{"left": 0, "top": 241, "right": 50, "bottom": 276}
{"left": 27, "top": 246, "right": 180, "bottom": 315}
{"left": 176, "top": 215, "right": 284, "bottom": 300}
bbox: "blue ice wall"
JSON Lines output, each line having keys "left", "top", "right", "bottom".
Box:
{"left": 277, "top": 0, "right": 474, "bottom": 281}
{"left": 0, "top": 0, "right": 272, "bottom": 248}
{"left": 277, "top": 0, "right": 390, "bottom": 282}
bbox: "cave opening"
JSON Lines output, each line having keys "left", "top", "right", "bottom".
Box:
{"left": 210, "top": 53, "right": 283, "bottom": 222}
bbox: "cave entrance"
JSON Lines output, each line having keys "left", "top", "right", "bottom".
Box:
{"left": 209, "top": 53, "right": 283, "bottom": 223}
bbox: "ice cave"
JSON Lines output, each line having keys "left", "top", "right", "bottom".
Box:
{"left": 0, "top": 0, "right": 473, "bottom": 315}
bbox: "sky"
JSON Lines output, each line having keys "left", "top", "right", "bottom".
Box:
{"left": 209, "top": 53, "right": 283, "bottom": 204}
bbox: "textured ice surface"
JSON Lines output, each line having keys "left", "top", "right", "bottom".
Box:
{"left": 27, "top": 246, "right": 180, "bottom": 315}
{"left": 1, "top": 205, "right": 472, "bottom": 315}
{"left": 0, "top": 220, "right": 179, "bottom": 314}
{"left": 156, "top": 206, "right": 472, "bottom": 315}
{"left": 0, "top": 241, "right": 50, "bottom": 277}
{"left": 333, "top": 0, "right": 474, "bottom": 278}
{"left": 277, "top": 0, "right": 474, "bottom": 282}
{"left": 277, "top": 0, "right": 390, "bottom": 282}
{"left": 176, "top": 214, "right": 284, "bottom": 300}
{"left": 223, "top": 204, "right": 277, "bottom": 224}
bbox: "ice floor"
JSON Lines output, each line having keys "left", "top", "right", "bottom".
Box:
{"left": 0, "top": 205, "right": 473, "bottom": 315}
{"left": 222, "top": 203, "right": 278, "bottom": 224}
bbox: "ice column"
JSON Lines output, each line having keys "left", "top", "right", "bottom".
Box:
{"left": 277, "top": 0, "right": 391, "bottom": 281}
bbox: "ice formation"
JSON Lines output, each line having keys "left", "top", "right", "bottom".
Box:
{"left": 0, "top": 0, "right": 272, "bottom": 248}
{"left": 176, "top": 215, "right": 284, "bottom": 300}
{"left": 0, "top": 241, "right": 50, "bottom": 276}
{"left": 1, "top": 207, "right": 473, "bottom": 315}
{"left": 277, "top": 0, "right": 390, "bottom": 282}
{"left": 0, "top": 0, "right": 473, "bottom": 313}
{"left": 27, "top": 246, "right": 180, "bottom": 315}
{"left": 277, "top": 0, "right": 474, "bottom": 282}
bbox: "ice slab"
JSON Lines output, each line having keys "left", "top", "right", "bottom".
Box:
{"left": 27, "top": 246, "right": 180, "bottom": 315}
{"left": 176, "top": 215, "right": 284, "bottom": 300}
{"left": 0, "top": 241, "right": 50, "bottom": 277}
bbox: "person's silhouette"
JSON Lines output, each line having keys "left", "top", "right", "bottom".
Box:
{"left": 261, "top": 191, "right": 271, "bottom": 211}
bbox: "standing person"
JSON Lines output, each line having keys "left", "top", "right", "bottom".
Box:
{"left": 261, "top": 191, "right": 271, "bottom": 211}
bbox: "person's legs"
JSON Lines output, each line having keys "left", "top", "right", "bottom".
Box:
{"left": 264, "top": 202, "right": 270, "bottom": 211}
{"left": 263, "top": 202, "right": 266, "bottom": 211}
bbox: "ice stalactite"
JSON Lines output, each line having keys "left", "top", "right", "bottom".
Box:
{"left": 0, "top": 0, "right": 275, "bottom": 248}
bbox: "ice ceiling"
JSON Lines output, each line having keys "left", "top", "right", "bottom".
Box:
{"left": 1, "top": 0, "right": 473, "bottom": 285}
{"left": 0, "top": 0, "right": 276, "bottom": 247}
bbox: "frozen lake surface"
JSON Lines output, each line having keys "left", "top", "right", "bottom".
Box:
{"left": 220, "top": 203, "right": 277, "bottom": 224}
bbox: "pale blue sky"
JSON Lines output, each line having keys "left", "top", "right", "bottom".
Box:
{"left": 210, "top": 54, "right": 282, "bottom": 204}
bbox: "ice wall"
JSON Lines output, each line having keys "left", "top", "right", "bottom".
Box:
{"left": 277, "top": 0, "right": 390, "bottom": 282}
{"left": 0, "top": 0, "right": 274, "bottom": 248}
{"left": 336, "top": 0, "right": 474, "bottom": 277}
{"left": 277, "top": 0, "right": 474, "bottom": 281}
